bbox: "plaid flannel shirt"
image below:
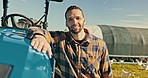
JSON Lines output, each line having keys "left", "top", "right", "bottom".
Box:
{"left": 27, "top": 27, "right": 113, "bottom": 78}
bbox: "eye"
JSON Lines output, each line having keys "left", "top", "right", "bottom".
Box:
{"left": 67, "top": 18, "right": 73, "bottom": 21}
{"left": 76, "top": 17, "right": 80, "bottom": 20}
{"left": 76, "top": 17, "right": 82, "bottom": 20}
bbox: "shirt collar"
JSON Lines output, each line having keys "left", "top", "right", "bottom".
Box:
{"left": 66, "top": 28, "right": 91, "bottom": 47}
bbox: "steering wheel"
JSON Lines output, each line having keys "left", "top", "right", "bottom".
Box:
{"left": 3, "top": 13, "right": 35, "bottom": 29}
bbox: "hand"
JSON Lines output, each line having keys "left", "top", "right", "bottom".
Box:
{"left": 31, "top": 35, "right": 52, "bottom": 58}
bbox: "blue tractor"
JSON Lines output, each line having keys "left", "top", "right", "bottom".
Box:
{"left": 0, "top": 0, "right": 63, "bottom": 78}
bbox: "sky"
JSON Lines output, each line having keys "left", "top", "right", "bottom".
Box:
{"left": 0, "top": 0, "right": 148, "bottom": 30}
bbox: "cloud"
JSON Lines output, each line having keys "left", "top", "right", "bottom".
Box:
{"left": 120, "top": 20, "right": 140, "bottom": 23}
{"left": 110, "top": 8, "right": 131, "bottom": 12}
{"left": 118, "top": 20, "right": 148, "bottom": 28}
{"left": 127, "top": 14, "right": 143, "bottom": 17}
{"left": 120, "top": 19, "right": 148, "bottom": 24}
{"left": 119, "top": 19, "right": 148, "bottom": 28}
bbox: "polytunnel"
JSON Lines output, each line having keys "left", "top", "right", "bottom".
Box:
{"left": 86, "top": 25, "right": 148, "bottom": 57}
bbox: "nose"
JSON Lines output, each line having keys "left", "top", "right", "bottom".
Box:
{"left": 72, "top": 18, "right": 77, "bottom": 24}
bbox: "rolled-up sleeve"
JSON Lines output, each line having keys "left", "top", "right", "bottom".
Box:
{"left": 26, "top": 27, "right": 53, "bottom": 43}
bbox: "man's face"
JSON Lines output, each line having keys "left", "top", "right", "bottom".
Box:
{"left": 66, "top": 9, "right": 86, "bottom": 34}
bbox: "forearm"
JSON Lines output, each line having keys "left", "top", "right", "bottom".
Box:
{"left": 26, "top": 27, "right": 53, "bottom": 43}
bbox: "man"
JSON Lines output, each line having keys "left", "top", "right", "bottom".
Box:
{"left": 27, "top": 5, "right": 113, "bottom": 78}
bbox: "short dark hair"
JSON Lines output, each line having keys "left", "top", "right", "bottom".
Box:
{"left": 65, "top": 5, "right": 84, "bottom": 20}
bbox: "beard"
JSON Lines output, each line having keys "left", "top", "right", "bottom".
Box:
{"left": 68, "top": 27, "right": 82, "bottom": 34}
{"left": 68, "top": 23, "right": 84, "bottom": 34}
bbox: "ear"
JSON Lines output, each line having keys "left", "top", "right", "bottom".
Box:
{"left": 84, "top": 18, "right": 86, "bottom": 24}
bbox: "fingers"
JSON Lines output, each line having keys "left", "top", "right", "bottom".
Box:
{"left": 37, "top": 39, "right": 45, "bottom": 52}
{"left": 47, "top": 46, "right": 53, "bottom": 58}
{"left": 42, "top": 42, "right": 53, "bottom": 58}
{"left": 31, "top": 38, "right": 41, "bottom": 51}
{"left": 42, "top": 44, "right": 53, "bottom": 58}
{"left": 30, "top": 35, "right": 53, "bottom": 58}
{"left": 31, "top": 35, "right": 46, "bottom": 51}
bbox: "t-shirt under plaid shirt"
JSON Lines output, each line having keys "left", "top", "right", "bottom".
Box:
{"left": 27, "top": 27, "right": 113, "bottom": 78}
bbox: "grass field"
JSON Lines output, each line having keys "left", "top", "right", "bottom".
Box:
{"left": 112, "top": 64, "right": 148, "bottom": 78}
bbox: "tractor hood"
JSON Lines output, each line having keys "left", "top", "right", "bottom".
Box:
{"left": 0, "top": 27, "right": 52, "bottom": 78}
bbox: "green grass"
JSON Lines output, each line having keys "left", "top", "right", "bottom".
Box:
{"left": 112, "top": 64, "right": 148, "bottom": 78}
